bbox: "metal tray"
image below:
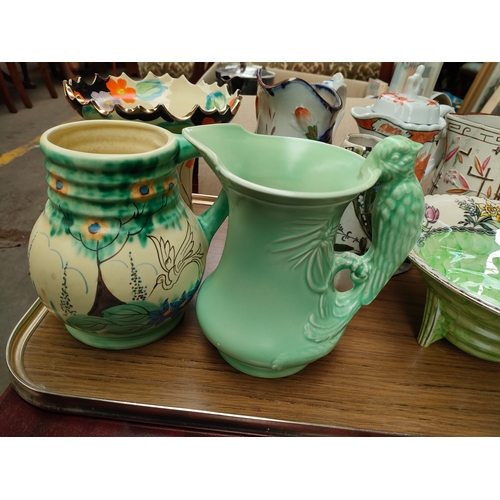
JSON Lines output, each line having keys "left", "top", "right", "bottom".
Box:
{"left": 7, "top": 298, "right": 395, "bottom": 436}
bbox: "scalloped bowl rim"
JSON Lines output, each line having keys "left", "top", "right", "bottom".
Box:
{"left": 408, "top": 194, "right": 500, "bottom": 316}
{"left": 63, "top": 71, "right": 242, "bottom": 121}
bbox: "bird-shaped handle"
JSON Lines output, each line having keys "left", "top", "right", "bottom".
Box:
{"left": 332, "top": 136, "right": 425, "bottom": 327}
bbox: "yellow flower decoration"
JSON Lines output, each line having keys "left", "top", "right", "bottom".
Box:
{"left": 164, "top": 176, "right": 177, "bottom": 194}
{"left": 81, "top": 218, "right": 109, "bottom": 241}
{"left": 479, "top": 201, "right": 500, "bottom": 222}
{"left": 131, "top": 178, "right": 156, "bottom": 201}
{"left": 50, "top": 172, "right": 68, "bottom": 196}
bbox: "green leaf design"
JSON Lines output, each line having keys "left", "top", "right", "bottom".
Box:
{"left": 67, "top": 315, "right": 111, "bottom": 332}
{"left": 135, "top": 80, "right": 167, "bottom": 101}
{"left": 305, "top": 125, "right": 318, "bottom": 140}
{"left": 102, "top": 304, "right": 151, "bottom": 325}
{"left": 205, "top": 91, "right": 226, "bottom": 111}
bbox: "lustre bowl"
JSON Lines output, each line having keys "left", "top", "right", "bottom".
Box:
{"left": 408, "top": 194, "right": 500, "bottom": 361}
{"left": 63, "top": 72, "right": 242, "bottom": 133}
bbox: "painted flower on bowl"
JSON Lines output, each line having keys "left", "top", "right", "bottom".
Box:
{"left": 478, "top": 200, "right": 500, "bottom": 222}
{"left": 90, "top": 91, "right": 119, "bottom": 112}
{"left": 424, "top": 204, "right": 439, "bottom": 226}
{"left": 106, "top": 77, "right": 137, "bottom": 104}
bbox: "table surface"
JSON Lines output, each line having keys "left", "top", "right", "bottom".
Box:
{"left": 5, "top": 202, "right": 500, "bottom": 437}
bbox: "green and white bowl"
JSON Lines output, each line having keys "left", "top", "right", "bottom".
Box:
{"left": 409, "top": 194, "right": 500, "bottom": 361}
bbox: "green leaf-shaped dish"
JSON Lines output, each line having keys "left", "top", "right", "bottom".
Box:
{"left": 409, "top": 194, "right": 500, "bottom": 361}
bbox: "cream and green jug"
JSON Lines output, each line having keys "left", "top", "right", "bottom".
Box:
{"left": 29, "top": 120, "right": 228, "bottom": 349}
{"left": 28, "top": 120, "right": 424, "bottom": 377}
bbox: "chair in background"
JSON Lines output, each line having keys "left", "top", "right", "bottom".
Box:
{"left": 0, "top": 62, "right": 58, "bottom": 113}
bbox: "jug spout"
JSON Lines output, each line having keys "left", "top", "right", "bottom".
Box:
{"left": 175, "top": 134, "right": 228, "bottom": 243}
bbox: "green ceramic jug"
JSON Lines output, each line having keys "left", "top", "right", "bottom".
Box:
{"left": 181, "top": 124, "right": 425, "bottom": 378}
{"left": 28, "top": 120, "right": 227, "bottom": 349}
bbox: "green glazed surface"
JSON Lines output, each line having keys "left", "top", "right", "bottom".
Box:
{"left": 184, "top": 124, "right": 424, "bottom": 377}
{"left": 410, "top": 194, "right": 500, "bottom": 361}
{"left": 419, "top": 231, "right": 500, "bottom": 309}
{"left": 28, "top": 120, "right": 225, "bottom": 350}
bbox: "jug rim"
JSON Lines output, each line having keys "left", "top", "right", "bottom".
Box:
{"left": 447, "top": 112, "right": 500, "bottom": 132}
{"left": 183, "top": 124, "right": 379, "bottom": 203}
{"left": 40, "top": 120, "right": 177, "bottom": 162}
{"left": 256, "top": 69, "right": 342, "bottom": 113}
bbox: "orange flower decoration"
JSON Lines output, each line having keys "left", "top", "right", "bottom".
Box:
{"left": 106, "top": 78, "right": 136, "bottom": 103}
{"left": 131, "top": 178, "right": 156, "bottom": 201}
{"left": 50, "top": 172, "right": 68, "bottom": 196}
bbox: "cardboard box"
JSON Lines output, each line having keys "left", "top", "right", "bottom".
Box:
{"left": 199, "top": 63, "right": 369, "bottom": 98}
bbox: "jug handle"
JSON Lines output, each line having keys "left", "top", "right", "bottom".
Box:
{"left": 175, "top": 135, "right": 229, "bottom": 243}
{"left": 321, "top": 73, "right": 347, "bottom": 140}
{"left": 304, "top": 136, "right": 425, "bottom": 344}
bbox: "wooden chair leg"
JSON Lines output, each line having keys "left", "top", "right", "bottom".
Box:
{"left": 5, "top": 62, "right": 32, "bottom": 108}
{"left": 0, "top": 69, "right": 17, "bottom": 112}
{"left": 38, "top": 62, "right": 58, "bottom": 98}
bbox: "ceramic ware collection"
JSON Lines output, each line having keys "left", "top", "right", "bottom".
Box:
{"left": 26, "top": 65, "right": 500, "bottom": 379}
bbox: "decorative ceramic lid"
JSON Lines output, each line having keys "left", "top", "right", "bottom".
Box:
{"left": 359, "top": 65, "right": 442, "bottom": 125}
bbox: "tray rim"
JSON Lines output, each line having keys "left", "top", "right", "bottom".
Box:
{"left": 6, "top": 299, "right": 401, "bottom": 436}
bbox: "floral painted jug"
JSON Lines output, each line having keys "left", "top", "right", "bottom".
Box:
{"left": 28, "top": 120, "right": 227, "bottom": 349}
{"left": 429, "top": 113, "right": 500, "bottom": 200}
{"left": 182, "top": 124, "right": 425, "bottom": 378}
{"left": 255, "top": 70, "right": 346, "bottom": 143}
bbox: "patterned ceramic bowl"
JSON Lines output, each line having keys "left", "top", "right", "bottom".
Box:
{"left": 63, "top": 72, "right": 242, "bottom": 131}
{"left": 409, "top": 194, "right": 500, "bottom": 361}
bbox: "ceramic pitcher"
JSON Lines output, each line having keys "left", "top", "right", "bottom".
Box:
{"left": 255, "top": 70, "right": 346, "bottom": 144}
{"left": 429, "top": 113, "right": 500, "bottom": 200}
{"left": 181, "top": 124, "right": 425, "bottom": 378}
{"left": 28, "top": 120, "right": 227, "bottom": 350}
